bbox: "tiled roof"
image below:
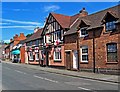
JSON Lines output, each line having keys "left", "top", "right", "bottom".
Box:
{"left": 25, "top": 28, "right": 43, "bottom": 42}
{"left": 51, "top": 12, "right": 71, "bottom": 28}
{"left": 64, "top": 5, "right": 120, "bottom": 36}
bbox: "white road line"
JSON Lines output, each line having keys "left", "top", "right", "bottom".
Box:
{"left": 14, "top": 70, "right": 26, "bottom": 74}
{"left": 33, "top": 75, "right": 58, "bottom": 83}
{"left": 33, "top": 75, "right": 44, "bottom": 79}
{"left": 78, "top": 87, "right": 91, "bottom": 90}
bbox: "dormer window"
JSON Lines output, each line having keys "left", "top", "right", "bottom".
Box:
{"left": 105, "top": 21, "right": 116, "bottom": 32}
{"left": 80, "top": 27, "right": 88, "bottom": 37}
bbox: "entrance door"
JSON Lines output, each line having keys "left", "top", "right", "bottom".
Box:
{"left": 66, "top": 51, "right": 71, "bottom": 70}
{"left": 73, "top": 50, "right": 78, "bottom": 69}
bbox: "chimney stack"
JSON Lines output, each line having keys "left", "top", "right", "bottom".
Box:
{"left": 10, "top": 39, "right": 13, "bottom": 42}
{"left": 34, "top": 27, "right": 39, "bottom": 33}
{"left": 20, "top": 33, "right": 24, "bottom": 37}
{"left": 79, "top": 8, "right": 88, "bottom": 17}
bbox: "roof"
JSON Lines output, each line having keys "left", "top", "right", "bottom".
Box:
{"left": 64, "top": 5, "right": 120, "bottom": 36}
{"left": 51, "top": 12, "right": 71, "bottom": 28}
{"left": 18, "top": 39, "right": 27, "bottom": 44}
{"left": 25, "top": 28, "right": 43, "bottom": 42}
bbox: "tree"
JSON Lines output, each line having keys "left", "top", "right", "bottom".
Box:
{"left": 26, "top": 33, "right": 33, "bottom": 38}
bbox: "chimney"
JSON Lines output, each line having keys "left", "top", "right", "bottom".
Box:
{"left": 20, "top": 33, "right": 24, "bottom": 37}
{"left": 14, "top": 34, "right": 18, "bottom": 41}
{"left": 34, "top": 27, "right": 39, "bottom": 33}
{"left": 15, "top": 34, "right": 18, "bottom": 37}
{"left": 10, "top": 39, "right": 13, "bottom": 42}
{"left": 79, "top": 8, "right": 88, "bottom": 17}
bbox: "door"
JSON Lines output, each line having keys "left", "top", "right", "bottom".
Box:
{"left": 73, "top": 50, "right": 78, "bottom": 69}
{"left": 66, "top": 51, "right": 71, "bottom": 70}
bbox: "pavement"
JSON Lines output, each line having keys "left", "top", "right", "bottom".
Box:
{"left": 2, "top": 61, "right": 120, "bottom": 84}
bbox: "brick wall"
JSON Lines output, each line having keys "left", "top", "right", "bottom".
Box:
{"left": 64, "top": 24, "right": 120, "bottom": 74}
{"left": 20, "top": 46, "right": 25, "bottom": 63}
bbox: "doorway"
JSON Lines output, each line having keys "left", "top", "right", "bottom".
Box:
{"left": 66, "top": 51, "right": 71, "bottom": 70}
{"left": 73, "top": 50, "right": 78, "bottom": 69}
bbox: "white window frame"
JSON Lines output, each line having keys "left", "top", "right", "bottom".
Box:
{"left": 80, "top": 27, "right": 88, "bottom": 37}
{"left": 29, "top": 52, "right": 33, "bottom": 60}
{"left": 35, "top": 53, "right": 39, "bottom": 60}
{"left": 80, "top": 46, "right": 88, "bottom": 63}
{"left": 54, "top": 47, "right": 61, "bottom": 61}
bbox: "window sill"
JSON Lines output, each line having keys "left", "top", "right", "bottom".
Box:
{"left": 80, "top": 61, "right": 88, "bottom": 64}
{"left": 106, "top": 62, "right": 118, "bottom": 64}
{"left": 54, "top": 59, "right": 62, "bottom": 62}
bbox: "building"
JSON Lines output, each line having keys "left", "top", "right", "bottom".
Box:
{"left": 9, "top": 33, "right": 26, "bottom": 62}
{"left": 4, "top": 44, "right": 10, "bottom": 60}
{"left": 64, "top": 5, "right": 120, "bottom": 74}
{"left": 25, "top": 27, "right": 44, "bottom": 65}
{"left": 42, "top": 8, "right": 87, "bottom": 68}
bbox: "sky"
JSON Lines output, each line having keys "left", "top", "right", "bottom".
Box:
{"left": 1, "top": 2, "right": 119, "bottom": 43}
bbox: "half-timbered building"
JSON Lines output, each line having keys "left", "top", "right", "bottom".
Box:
{"left": 42, "top": 8, "right": 87, "bottom": 67}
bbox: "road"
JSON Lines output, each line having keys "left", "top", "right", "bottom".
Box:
{"left": 1, "top": 61, "right": 119, "bottom": 91}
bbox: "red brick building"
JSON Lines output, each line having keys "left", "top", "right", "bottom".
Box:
{"left": 64, "top": 5, "right": 120, "bottom": 74}
{"left": 9, "top": 33, "right": 26, "bottom": 62}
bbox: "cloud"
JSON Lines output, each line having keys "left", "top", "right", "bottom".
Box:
{"left": 0, "top": 26, "right": 36, "bottom": 30}
{"left": 2, "top": 18, "right": 41, "bottom": 26}
{"left": 0, "top": 22, "right": 11, "bottom": 25}
{"left": 43, "top": 5, "right": 60, "bottom": 12}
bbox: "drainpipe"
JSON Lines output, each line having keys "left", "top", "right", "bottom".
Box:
{"left": 77, "top": 31, "right": 80, "bottom": 71}
{"left": 93, "top": 30, "right": 95, "bottom": 73}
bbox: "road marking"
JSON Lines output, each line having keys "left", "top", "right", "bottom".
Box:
{"left": 33, "top": 75, "right": 44, "bottom": 79}
{"left": 33, "top": 75, "right": 58, "bottom": 83}
{"left": 14, "top": 70, "right": 26, "bottom": 74}
{"left": 78, "top": 87, "right": 91, "bottom": 90}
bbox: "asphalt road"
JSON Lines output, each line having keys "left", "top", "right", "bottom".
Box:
{"left": 1, "top": 61, "right": 119, "bottom": 91}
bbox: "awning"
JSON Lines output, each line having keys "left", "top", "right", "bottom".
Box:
{"left": 11, "top": 50, "right": 20, "bottom": 55}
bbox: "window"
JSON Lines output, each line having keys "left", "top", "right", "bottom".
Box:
{"left": 29, "top": 52, "right": 33, "bottom": 60}
{"left": 54, "top": 31, "right": 61, "bottom": 40}
{"left": 107, "top": 43, "right": 117, "bottom": 62}
{"left": 106, "top": 21, "right": 116, "bottom": 31}
{"left": 35, "top": 40, "right": 39, "bottom": 46}
{"left": 80, "top": 27, "right": 88, "bottom": 37}
{"left": 54, "top": 47, "right": 61, "bottom": 61}
{"left": 81, "top": 46, "right": 88, "bottom": 62}
{"left": 35, "top": 53, "right": 39, "bottom": 61}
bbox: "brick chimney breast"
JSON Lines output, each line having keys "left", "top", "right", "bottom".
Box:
{"left": 20, "top": 33, "right": 24, "bottom": 37}
{"left": 79, "top": 7, "right": 88, "bottom": 17}
{"left": 34, "top": 27, "right": 39, "bottom": 33}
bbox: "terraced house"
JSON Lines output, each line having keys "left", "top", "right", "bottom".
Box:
{"left": 25, "top": 27, "right": 44, "bottom": 65}
{"left": 64, "top": 5, "right": 120, "bottom": 74}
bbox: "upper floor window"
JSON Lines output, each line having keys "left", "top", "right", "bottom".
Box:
{"left": 80, "top": 27, "right": 88, "bottom": 37}
{"left": 105, "top": 21, "right": 116, "bottom": 32}
{"left": 107, "top": 43, "right": 117, "bottom": 62}
{"left": 54, "top": 31, "right": 61, "bottom": 40}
